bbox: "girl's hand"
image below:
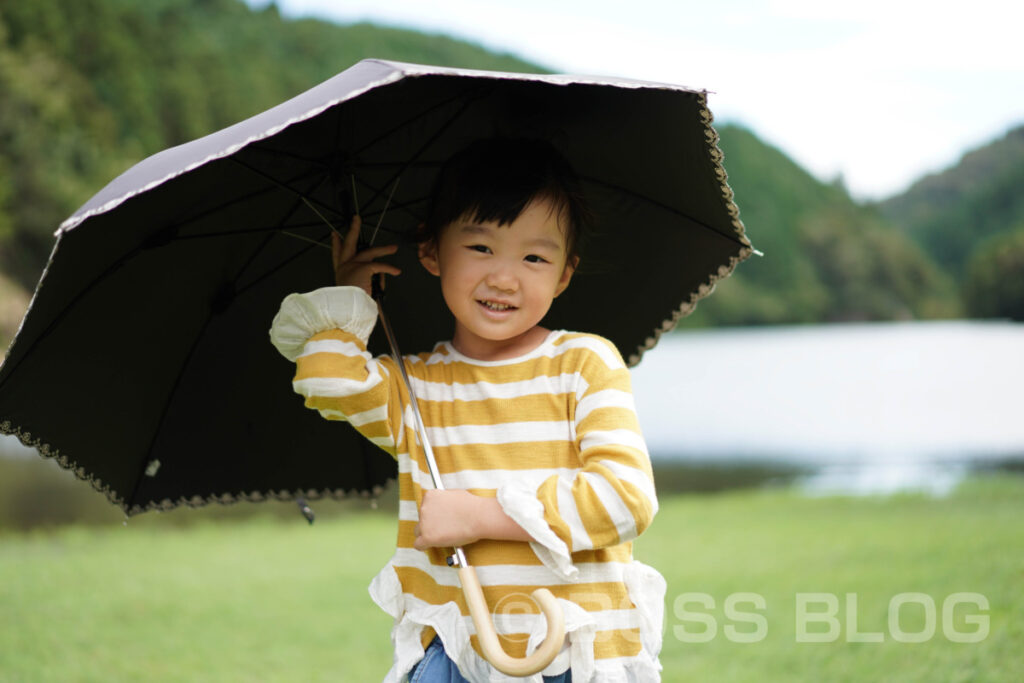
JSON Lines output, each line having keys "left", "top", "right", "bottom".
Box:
{"left": 413, "top": 489, "right": 532, "bottom": 550}
{"left": 331, "top": 214, "right": 401, "bottom": 294}
{"left": 414, "top": 490, "right": 481, "bottom": 550}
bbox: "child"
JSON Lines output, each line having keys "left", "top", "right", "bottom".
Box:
{"left": 270, "top": 139, "right": 664, "bottom": 682}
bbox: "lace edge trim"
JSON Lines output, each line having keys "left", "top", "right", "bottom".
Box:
{"left": 0, "top": 418, "right": 393, "bottom": 516}
{"left": 626, "top": 92, "right": 754, "bottom": 368}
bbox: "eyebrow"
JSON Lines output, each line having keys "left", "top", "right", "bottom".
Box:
{"left": 457, "top": 224, "right": 493, "bottom": 237}
{"left": 525, "top": 237, "right": 563, "bottom": 252}
{"left": 457, "top": 223, "right": 563, "bottom": 252}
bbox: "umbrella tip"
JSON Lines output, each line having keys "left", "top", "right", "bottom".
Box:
{"left": 296, "top": 497, "right": 315, "bottom": 525}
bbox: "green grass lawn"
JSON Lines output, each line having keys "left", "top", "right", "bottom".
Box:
{"left": 1, "top": 475, "right": 1021, "bottom": 682}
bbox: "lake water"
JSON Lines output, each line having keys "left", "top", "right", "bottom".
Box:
{"left": 630, "top": 320, "right": 1024, "bottom": 495}
{"left": 3, "top": 320, "right": 1022, "bottom": 496}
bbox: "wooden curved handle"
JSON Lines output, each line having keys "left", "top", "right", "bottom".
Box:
{"left": 458, "top": 566, "right": 566, "bottom": 677}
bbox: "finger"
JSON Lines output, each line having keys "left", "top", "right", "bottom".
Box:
{"left": 372, "top": 264, "right": 402, "bottom": 277}
{"left": 339, "top": 214, "right": 361, "bottom": 262}
{"left": 331, "top": 231, "right": 342, "bottom": 271}
{"left": 350, "top": 263, "right": 401, "bottom": 280}
{"left": 353, "top": 244, "right": 400, "bottom": 262}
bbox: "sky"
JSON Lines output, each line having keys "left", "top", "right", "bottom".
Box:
{"left": 259, "top": 0, "right": 1024, "bottom": 200}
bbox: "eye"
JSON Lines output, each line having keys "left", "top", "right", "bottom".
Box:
{"left": 524, "top": 254, "right": 549, "bottom": 264}
{"left": 468, "top": 244, "right": 491, "bottom": 254}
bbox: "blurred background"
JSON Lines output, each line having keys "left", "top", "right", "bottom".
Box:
{"left": 0, "top": 2, "right": 1022, "bottom": 681}
{"left": 2, "top": 0, "right": 1021, "bottom": 522}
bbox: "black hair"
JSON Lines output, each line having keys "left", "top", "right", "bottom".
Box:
{"left": 419, "top": 138, "right": 591, "bottom": 265}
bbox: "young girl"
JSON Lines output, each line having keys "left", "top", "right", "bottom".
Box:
{"left": 270, "top": 139, "right": 664, "bottom": 682}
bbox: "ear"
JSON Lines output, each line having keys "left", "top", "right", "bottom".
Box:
{"left": 553, "top": 255, "right": 577, "bottom": 298}
{"left": 418, "top": 239, "right": 440, "bottom": 276}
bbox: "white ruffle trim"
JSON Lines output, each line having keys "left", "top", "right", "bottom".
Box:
{"left": 369, "top": 559, "right": 665, "bottom": 682}
{"left": 622, "top": 561, "right": 666, "bottom": 665}
{"left": 268, "top": 285, "right": 378, "bottom": 361}
{"left": 496, "top": 479, "right": 578, "bottom": 582}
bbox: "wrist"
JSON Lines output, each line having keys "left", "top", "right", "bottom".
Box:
{"left": 473, "top": 494, "right": 532, "bottom": 543}
{"left": 456, "top": 491, "right": 488, "bottom": 544}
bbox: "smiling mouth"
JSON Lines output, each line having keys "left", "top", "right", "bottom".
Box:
{"left": 478, "top": 300, "right": 517, "bottom": 312}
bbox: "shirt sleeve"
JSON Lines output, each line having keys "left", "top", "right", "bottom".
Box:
{"left": 496, "top": 337, "right": 659, "bottom": 580}
{"left": 269, "top": 285, "right": 404, "bottom": 457}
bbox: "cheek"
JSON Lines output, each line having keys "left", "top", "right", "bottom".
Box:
{"left": 439, "top": 261, "right": 476, "bottom": 298}
{"left": 444, "top": 255, "right": 482, "bottom": 284}
{"left": 524, "top": 279, "right": 558, "bottom": 309}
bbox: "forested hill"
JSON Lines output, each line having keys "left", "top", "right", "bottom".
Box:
{"left": 0, "top": 0, "right": 539, "bottom": 290}
{"left": 876, "top": 125, "right": 1024, "bottom": 320}
{"left": 689, "top": 125, "right": 956, "bottom": 326}
{"left": 879, "top": 125, "right": 1024, "bottom": 276}
{"left": 0, "top": 0, "right": 1008, "bottom": 349}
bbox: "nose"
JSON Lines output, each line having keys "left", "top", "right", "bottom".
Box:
{"left": 485, "top": 262, "right": 518, "bottom": 293}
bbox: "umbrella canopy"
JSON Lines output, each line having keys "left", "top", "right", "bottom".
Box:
{"left": 0, "top": 59, "right": 752, "bottom": 515}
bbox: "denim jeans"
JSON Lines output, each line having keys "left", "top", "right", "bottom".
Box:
{"left": 408, "top": 637, "right": 571, "bottom": 682}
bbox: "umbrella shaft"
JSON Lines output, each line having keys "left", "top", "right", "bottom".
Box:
{"left": 375, "top": 294, "right": 468, "bottom": 569}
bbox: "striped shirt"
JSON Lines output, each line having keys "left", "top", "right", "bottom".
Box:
{"left": 271, "top": 286, "right": 664, "bottom": 682}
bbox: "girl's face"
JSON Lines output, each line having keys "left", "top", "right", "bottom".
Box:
{"left": 418, "top": 197, "right": 575, "bottom": 361}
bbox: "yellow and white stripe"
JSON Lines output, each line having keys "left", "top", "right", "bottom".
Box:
{"left": 272, "top": 288, "right": 663, "bottom": 681}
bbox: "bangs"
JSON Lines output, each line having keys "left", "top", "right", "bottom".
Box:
{"left": 421, "top": 138, "right": 590, "bottom": 260}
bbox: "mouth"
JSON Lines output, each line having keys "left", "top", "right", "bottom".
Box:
{"left": 477, "top": 299, "right": 518, "bottom": 312}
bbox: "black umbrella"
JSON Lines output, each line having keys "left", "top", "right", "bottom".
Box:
{"left": 0, "top": 59, "right": 752, "bottom": 516}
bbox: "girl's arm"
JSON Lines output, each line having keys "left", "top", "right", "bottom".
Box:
{"left": 413, "top": 337, "right": 657, "bottom": 562}
{"left": 413, "top": 489, "right": 532, "bottom": 550}
{"left": 270, "top": 215, "right": 407, "bottom": 456}
{"left": 495, "top": 336, "right": 658, "bottom": 580}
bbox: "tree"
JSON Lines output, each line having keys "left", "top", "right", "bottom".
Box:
{"left": 964, "top": 227, "right": 1024, "bottom": 321}
{"left": 797, "top": 205, "right": 959, "bottom": 322}
{"left": 0, "top": 18, "right": 131, "bottom": 286}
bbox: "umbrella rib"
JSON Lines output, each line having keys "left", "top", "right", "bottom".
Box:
{"left": 171, "top": 221, "right": 326, "bottom": 240}
{"left": 125, "top": 306, "right": 216, "bottom": 511}
{"left": 333, "top": 96, "right": 347, "bottom": 170}
{"left": 228, "top": 171, "right": 338, "bottom": 299}
{"left": 352, "top": 84, "right": 487, "bottom": 159}
{"left": 210, "top": 179, "right": 388, "bottom": 302}
{"left": 163, "top": 170, "right": 337, "bottom": 242}
{"left": 0, "top": 239, "right": 149, "bottom": 393}
{"left": 240, "top": 144, "right": 331, "bottom": 169}
{"left": 581, "top": 175, "right": 750, "bottom": 249}
{"left": 280, "top": 230, "right": 331, "bottom": 250}
{"left": 228, "top": 156, "right": 344, "bottom": 221}
{"left": 229, "top": 87, "right": 486, "bottom": 231}
{"left": 125, "top": 187, "right": 316, "bottom": 509}
{"left": 227, "top": 172, "right": 364, "bottom": 296}
{"left": 238, "top": 191, "right": 318, "bottom": 285}
{"left": 112, "top": 165, "right": 329, "bottom": 244}
{"left": 233, "top": 240, "right": 322, "bottom": 302}
{"left": 321, "top": 159, "right": 446, "bottom": 169}
{"left": 354, "top": 86, "right": 487, "bottom": 211}
{"left": 275, "top": 188, "right": 432, "bottom": 252}
{"left": 0, "top": 167, "right": 327, "bottom": 395}
{"left": 349, "top": 174, "right": 431, "bottom": 227}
